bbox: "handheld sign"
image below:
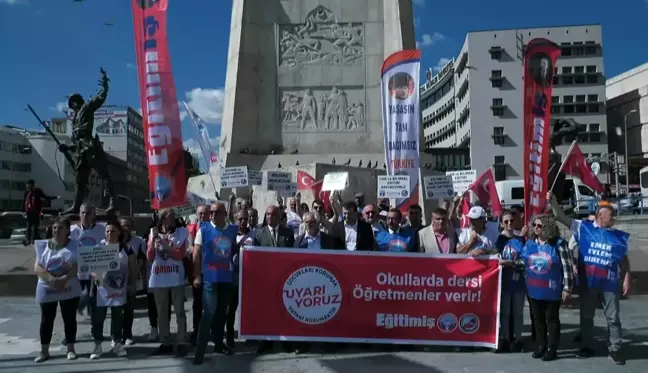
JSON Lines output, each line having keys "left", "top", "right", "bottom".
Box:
{"left": 220, "top": 166, "right": 249, "bottom": 188}
{"left": 78, "top": 244, "right": 120, "bottom": 277}
{"left": 377, "top": 175, "right": 410, "bottom": 199}
{"left": 423, "top": 175, "right": 454, "bottom": 200}
{"left": 322, "top": 172, "right": 348, "bottom": 191}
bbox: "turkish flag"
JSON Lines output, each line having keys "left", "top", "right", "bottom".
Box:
{"left": 461, "top": 168, "right": 503, "bottom": 217}
{"left": 297, "top": 171, "right": 330, "bottom": 212}
{"left": 561, "top": 142, "right": 605, "bottom": 194}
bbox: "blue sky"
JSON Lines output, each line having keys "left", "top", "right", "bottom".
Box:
{"left": 0, "top": 0, "right": 646, "bottom": 170}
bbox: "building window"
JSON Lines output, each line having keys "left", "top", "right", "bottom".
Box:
{"left": 564, "top": 105, "right": 575, "bottom": 114}
{"left": 490, "top": 50, "right": 502, "bottom": 60}
{"left": 493, "top": 127, "right": 505, "bottom": 145}
{"left": 588, "top": 103, "right": 600, "bottom": 113}
{"left": 491, "top": 98, "right": 504, "bottom": 116}
{"left": 563, "top": 95, "right": 574, "bottom": 103}
{"left": 575, "top": 75, "right": 585, "bottom": 84}
{"left": 492, "top": 79, "right": 503, "bottom": 88}
{"left": 585, "top": 46, "right": 597, "bottom": 55}
{"left": 494, "top": 156, "right": 505, "bottom": 164}
{"left": 575, "top": 95, "right": 585, "bottom": 103}
{"left": 573, "top": 47, "right": 584, "bottom": 56}
{"left": 491, "top": 70, "right": 502, "bottom": 78}
{"left": 586, "top": 65, "right": 597, "bottom": 73}
{"left": 561, "top": 47, "right": 572, "bottom": 56}
{"left": 586, "top": 75, "right": 598, "bottom": 84}
{"left": 589, "top": 123, "right": 600, "bottom": 132}
{"left": 576, "top": 104, "right": 587, "bottom": 113}
{"left": 574, "top": 66, "right": 585, "bottom": 73}
{"left": 492, "top": 98, "right": 503, "bottom": 106}
{"left": 562, "top": 66, "right": 572, "bottom": 74}
{"left": 551, "top": 96, "right": 559, "bottom": 104}
{"left": 562, "top": 76, "right": 573, "bottom": 85}
{"left": 587, "top": 94, "right": 598, "bottom": 102}
{"left": 551, "top": 106, "right": 561, "bottom": 114}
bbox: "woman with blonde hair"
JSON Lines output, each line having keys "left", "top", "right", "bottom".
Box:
{"left": 518, "top": 214, "right": 573, "bottom": 361}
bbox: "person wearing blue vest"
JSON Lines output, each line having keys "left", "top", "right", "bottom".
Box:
{"left": 549, "top": 192, "right": 631, "bottom": 365}
{"left": 191, "top": 202, "right": 239, "bottom": 365}
{"left": 375, "top": 208, "right": 418, "bottom": 252}
{"left": 520, "top": 214, "right": 573, "bottom": 362}
{"left": 496, "top": 211, "right": 527, "bottom": 353}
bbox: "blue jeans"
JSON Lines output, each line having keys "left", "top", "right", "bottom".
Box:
{"left": 194, "top": 282, "right": 231, "bottom": 360}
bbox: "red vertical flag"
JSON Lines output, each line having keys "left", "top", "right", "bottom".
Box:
{"left": 560, "top": 141, "right": 605, "bottom": 194}
{"left": 132, "top": 0, "right": 187, "bottom": 209}
{"left": 523, "top": 38, "right": 561, "bottom": 222}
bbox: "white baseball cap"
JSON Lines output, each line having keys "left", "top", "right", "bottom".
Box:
{"left": 467, "top": 206, "right": 486, "bottom": 219}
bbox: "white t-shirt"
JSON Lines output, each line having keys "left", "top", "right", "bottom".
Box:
{"left": 148, "top": 227, "right": 189, "bottom": 289}
{"left": 70, "top": 223, "right": 106, "bottom": 280}
{"left": 457, "top": 227, "right": 494, "bottom": 253}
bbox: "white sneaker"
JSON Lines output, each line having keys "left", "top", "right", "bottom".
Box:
{"left": 110, "top": 340, "right": 116, "bottom": 348}
{"left": 67, "top": 351, "right": 78, "bottom": 360}
{"left": 34, "top": 353, "right": 49, "bottom": 363}
{"left": 124, "top": 338, "right": 135, "bottom": 346}
{"left": 90, "top": 343, "right": 102, "bottom": 360}
{"left": 112, "top": 342, "right": 127, "bottom": 357}
{"left": 148, "top": 327, "right": 158, "bottom": 342}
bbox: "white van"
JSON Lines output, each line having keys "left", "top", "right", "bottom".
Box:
{"left": 495, "top": 178, "right": 597, "bottom": 216}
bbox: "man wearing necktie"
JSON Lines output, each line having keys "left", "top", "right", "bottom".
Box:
{"left": 252, "top": 205, "right": 295, "bottom": 354}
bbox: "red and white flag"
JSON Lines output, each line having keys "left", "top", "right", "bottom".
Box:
{"left": 461, "top": 168, "right": 503, "bottom": 218}
{"left": 557, "top": 141, "right": 605, "bottom": 194}
{"left": 297, "top": 171, "right": 330, "bottom": 212}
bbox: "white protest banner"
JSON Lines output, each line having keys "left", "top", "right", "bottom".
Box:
{"left": 446, "top": 170, "right": 477, "bottom": 195}
{"left": 220, "top": 166, "right": 249, "bottom": 188}
{"left": 279, "top": 182, "right": 298, "bottom": 197}
{"left": 423, "top": 175, "right": 455, "bottom": 200}
{"left": 322, "top": 172, "right": 348, "bottom": 191}
{"left": 248, "top": 170, "right": 263, "bottom": 186}
{"left": 172, "top": 204, "right": 195, "bottom": 216}
{"left": 78, "top": 244, "right": 120, "bottom": 276}
{"left": 266, "top": 171, "right": 292, "bottom": 192}
{"left": 187, "top": 191, "right": 217, "bottom": 207}
{"left": 377, "top": 175, "right": 410, "bottom": 199}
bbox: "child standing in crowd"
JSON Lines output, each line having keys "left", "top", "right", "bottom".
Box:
{"left": 497, "top": 211, "right": 527, "bottom": 353}
{"left": 34, "top": 217, "right": 81, "bottom": 363}
{"left": 147, "top": 208, "right": 189, "bottom": 357}
{"left": 90, "top": 221, "right": 137, "bottom": 360}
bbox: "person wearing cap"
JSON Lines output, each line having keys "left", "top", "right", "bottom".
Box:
{"left": 548, "top": 192, "right": 630, "bottom": 365}
{"left": 374, "top": 208, "right": 418, "bottom": 252}
{"left": 456, "top": 206, "right": 494, "bottom": 256}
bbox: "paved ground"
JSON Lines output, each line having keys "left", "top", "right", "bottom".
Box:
{"left": 0, "top": 295, "right": 647, "bottom": 373}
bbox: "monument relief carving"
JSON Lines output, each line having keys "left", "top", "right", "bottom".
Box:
{"left": 278, "top": 6, "right": 364, "bottom": 67}
{"left": 281, "top": 87, "right": 365, "bottom": 132}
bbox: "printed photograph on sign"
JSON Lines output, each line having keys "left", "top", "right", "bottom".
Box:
{"left": 388, "top": 72, "right": 416, "bottom": 100}
{"left": 220, "top": 166, "right": 249, "bottom": 188}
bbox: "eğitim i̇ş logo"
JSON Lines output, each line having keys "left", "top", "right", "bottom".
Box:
{"left": 528, "top": 252, "right": 552, "bottom": 275}
{"left": 387, "top": 239, "right": 408, "bottom": 252}
{"left": 212, "top": 236, "right": 232, "bottom": 257}
{"left": 459, "top": 313, "right": 480, "bottom": 334}
{"left": 502, "top": 244, "right": 518, "bottom": 261}
{"left": 282, "top": 266, "right": 342, "bottom": 325}
{"left": 437, "top": 313, "right": 458, "bottom": 333}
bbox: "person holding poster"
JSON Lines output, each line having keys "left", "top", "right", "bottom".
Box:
{"left": 192, "top": 202, "right": 239, "bottom": 364}
{"left": 119, "top": 217, "right": 144, "bottom": 347}
{"left": 520, "top": 215, "right": 573, "bottom": 362}
{"left": 374, "top": 208, "right": 418, "bottom": 252}
{"left": 89, "top": 221, "right": 137, "bottom": 360}
{"left": 33, "top": 217, "right": 81, "bottom": 363}
{"left": 147, "top": 208, "right": 189, "bottom": 357}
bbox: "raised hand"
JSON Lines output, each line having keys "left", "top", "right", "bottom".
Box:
{"left": 99, "top": 68, "right": 109, "bottom": 85}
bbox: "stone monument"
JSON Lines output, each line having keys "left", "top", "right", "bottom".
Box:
{"left": 207, "top": 0, "right": 438, "bottom": 211}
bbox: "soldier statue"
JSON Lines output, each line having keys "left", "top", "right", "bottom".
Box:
{"left": 59, "top": 68, "right": 116, "bottom": 215}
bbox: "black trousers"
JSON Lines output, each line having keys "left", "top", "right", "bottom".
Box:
{"left": 528, "top": 298, "right": 561, "bottom": 350}
{"left": 192, "top": 283, "right": 203, "bottom": 333}
{"left": 121, "top": 295, "right": 135, "bottom": 339}
{"left": 40, "top": 297, "right": 79, "bottom": 345}
{"left": 225, "top": 286, "right": 239, "bottom": 340}
{"left": 26, "top": 213, "right": 40, "bottom": 245}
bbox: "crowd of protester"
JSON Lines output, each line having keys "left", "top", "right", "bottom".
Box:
{"left": 31, "top": 189, "right": 631, "bottom": 366}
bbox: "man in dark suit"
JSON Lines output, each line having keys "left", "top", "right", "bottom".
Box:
{"left": 253, "top": 205, "right": 295, "bottom": 355}
{"left": 295, "top": 212, "right": 345, "bottom": 250}
{"left": 330, "top": 201, "right": 375, "bottom": 251}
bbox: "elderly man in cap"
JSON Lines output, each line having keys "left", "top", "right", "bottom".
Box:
{"left": 456, "top": 206, "right": 495, "bottom": 256}
{"left": 59, "top": 68, "right": 117, "bottom": 214}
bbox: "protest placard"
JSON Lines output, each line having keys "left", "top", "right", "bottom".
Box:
{"left": 248, "top": 170, "right": 263, "bottom": 186}
{"left": 377, "top": 175, "right": 410, "bottom": 199}
{"left": 423, "top": 175, "right": 455, "bottom": 200}
{"left": 78, "top": 244, "right": 120, "bottom": 276}
{"left": 322, "top": 172, "right": 348, "bottom": 191}
{"left": 266, "top": 171, "right": 292, "bottom": 191}
{"left": 220, "top": 166, "right": 249, "bottom": 188}
{"left": 446, "top": 170, "right": 477, "bottom": 195}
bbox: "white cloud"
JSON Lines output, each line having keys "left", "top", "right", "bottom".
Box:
{"left": 412, "top": 0, "right": 425, "bottom": 6}
{"left": 419, "top": 32, "right": 445, "bottom": 47}
{"left": 50, "top": 102, "right": 67, "bottom": 113}
{"left": 414, "top": 18, "right": 421, "bottom": 28}
{"left": 434, "top": 57, "right": 452, "bottom": 71}
{"left": 126, "top": 63, "right": 137, "bottom": 69}
{"left": 183, "top": 136, "right": 220, "bottom": 168}
{"left": 181, "top": 88, "right": 225, "bottom": 124}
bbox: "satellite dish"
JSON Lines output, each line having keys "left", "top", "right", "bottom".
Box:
{"left": 591, "top": 162, "right": 600, "bottom": 175}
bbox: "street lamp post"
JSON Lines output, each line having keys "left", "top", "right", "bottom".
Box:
{"left": 617, "top": 109, "right": 639, "bottom": 194}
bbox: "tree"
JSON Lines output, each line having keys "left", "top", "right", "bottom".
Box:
{"left": 184, "top": 149, "right": 203, "bottom": 180}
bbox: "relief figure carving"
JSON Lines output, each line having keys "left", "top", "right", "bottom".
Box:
{"left": 279, "top": 6, "right": 364, "bottom": 67}
{"left": 281, "top": 87, "right": 364, "bottom": 133}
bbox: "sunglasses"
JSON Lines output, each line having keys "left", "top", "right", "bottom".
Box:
{"left": 533, "top": 223, "right": 543, "bottom": 228}
{"left": 502, "top": 220, "right": 514, "bottom": 224}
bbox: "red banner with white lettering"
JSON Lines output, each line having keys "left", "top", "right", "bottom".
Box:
{"left": 132, "top": 0, "right": 187, "bottom": 209}
{"left": 240, "top": 247, "right": 501, "bottom": 348}
{"left": 523, "top": 39, "right": 561, "bottom": 222}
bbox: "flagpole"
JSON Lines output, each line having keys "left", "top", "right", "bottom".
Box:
{"left": 182, "top": 101, "right": 220, "bottom": 195}
{"left": 549, "top": 140, "right": 577, "bottom": 191}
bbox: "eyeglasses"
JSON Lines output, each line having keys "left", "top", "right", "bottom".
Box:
{"left": 502, "top": 220, "right": 514, "bottom": 224}
{"left": 313, "top": 206, "right": 323, "bottom": 210}
{"left": 533, "top": 223, "right": 543, "bottom": 228}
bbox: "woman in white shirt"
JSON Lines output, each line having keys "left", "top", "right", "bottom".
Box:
{"left": 33, "top": 217, "right": 81, "bottom": 363}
